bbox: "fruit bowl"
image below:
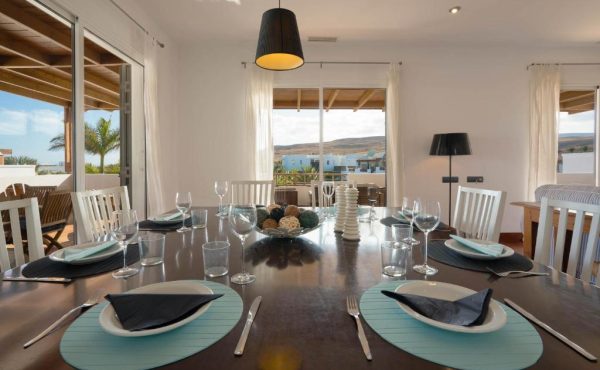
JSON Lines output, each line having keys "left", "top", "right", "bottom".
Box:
{"left": 256, "top": 223, "right": 323, "bottom": 238}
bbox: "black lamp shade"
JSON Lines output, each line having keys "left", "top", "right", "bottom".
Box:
{"left": 429, "top": 133, "right": 472, "bottom": 156}
{"left": 255, "top": 8, "right": 304, "bottom": 71}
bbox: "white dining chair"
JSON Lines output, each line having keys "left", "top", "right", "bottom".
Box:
{"left": 452, "top": 186, "right": 506, "bottom": 242}
{"left": 309, "top": 180, "right": 355, "bottom": 208}
{"left": 0, "top": 198, "right": 44, "bottom": 272}
{"left": 535, "top": 197, "right": 600, "bottom": 283}
{"left": 230, "top": 181, "right": 274, "bottom": 206}
{"left": 71, "top": 186, "right": 130, "bottom": 242}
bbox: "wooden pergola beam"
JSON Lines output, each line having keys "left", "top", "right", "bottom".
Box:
{"left": 5, "top": 68, "right": 119, "bottom": 107}
{"left": 560, "top": 91, "right": 595, "bottom": 103}
{"left": 326, "top": 89, "right": 340, "bottom": 112}
{"left": 0, "top": 37, "right": 51, "bottom": 66}
{"left": 0, "top": 0, "right": 104, "bottom": 66}
{"left": 0, "top": 81, "right": 66, "bottom": 106}
{"left": 0, "top": 69, "right": 106, "bottom": 108}
{"left": 561, "top": 96, "right": 595, "bottom": 111}
{"left": 296, "top": 89, "right": 301, "bottom": 112}
{"left": 354, "top": 89, "right": 376, "bottom": 112}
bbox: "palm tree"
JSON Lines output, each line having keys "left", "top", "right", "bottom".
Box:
{"left": 49, "top": 117, "right": 120, "bottom": 173}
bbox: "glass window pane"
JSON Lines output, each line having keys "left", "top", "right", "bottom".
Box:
{"left": 323, "top": 88, "right": 386, "bottom": 204}
{"left": 558, "top": 90, "right": 596, "bottom": 176}
{"left": 0, "top": 0, "right": 74, "bottom": 250}
{"left": 273, "top": 88, "right": 319, "bottom": 206}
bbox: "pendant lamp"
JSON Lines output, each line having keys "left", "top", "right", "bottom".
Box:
{"left": 255, "top": 1, "right": 304, "bottom": 71}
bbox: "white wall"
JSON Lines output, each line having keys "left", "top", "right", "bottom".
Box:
{"left": 175, "top": 40, "right": 600, "bottom": 232}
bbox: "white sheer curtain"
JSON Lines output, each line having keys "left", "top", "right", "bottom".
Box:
{"left": 144, "top": 37, "right": 164, "bottom": 215}
{"left": 386, "top": 64, "right": 405, "bottom": 207}
{"left": 528, "top": 65, "right": 560, "bottom": 200}
{"left": 245, "top": 66, "right": 274, "bottom": 180}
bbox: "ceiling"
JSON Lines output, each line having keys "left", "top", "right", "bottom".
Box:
{"left": 124, "top": 0, "right": 600, "bottom": 46}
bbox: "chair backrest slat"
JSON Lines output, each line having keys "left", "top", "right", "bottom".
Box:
{"left": 452, "top": 186, "right": 506, "bottom": 242}
{"left": 309, "top": 180, "right": 355, "bottom": 208}
{"left": 0, "top": 198, "right": 44, "bottom": 272}
{"left": 230, "top": 181, "right": 274, "bottom": 206}
{"left": 71, "top": 186, "right": 130, "bottom": 242}
{"left": 534, "top": 197, "right": 600, "bottom": 283}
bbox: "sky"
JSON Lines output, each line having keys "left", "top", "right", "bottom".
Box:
{"left": 559, "top": 110, "right": 595, "bottom": 134}
{"left": 0, "top": 91, "right": 120, "bottom": 166}
{"left": 273, "top": 109, "right": 386, "bottom": 146}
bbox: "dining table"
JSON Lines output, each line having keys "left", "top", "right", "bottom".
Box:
{"left": 1, "top": 207, "right": 599, "bottom": 370}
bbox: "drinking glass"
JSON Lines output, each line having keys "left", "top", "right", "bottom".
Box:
{"left": 367, "top": 184, "right": 379, "bottom": 221}
{"left": 138, "top": 232, "right": 165, "bottom": 266}
{"left": 111, "top": 210, "right": 139, "bottom": 279}
{"left": 175, "top": 192, "right": 192, "bottom": 233}
{"left": 412, "top": 199, "right": 441, "bottom": 276}
{"left": 321, "top": 181, "right": 335, "bottom": 218}
{"left": 229, "top": 204, "right": 257, "bottom": 285}
{"left": 381, "top": 240, "right": 411, "bottom": 277}
{"left": 401, "top": 197, "right": 420, "bottom": 246}
{"left": 203, "top": 241, "right": 229, "bottom": 277}
{"left": 191, "top": 208, "right": 208, "bottom": 229}
{"left": 391, "top": 224, "right": 412, "bottom": 244}
{"left": 214, "top": 180, "right": 229, "bottom": 218}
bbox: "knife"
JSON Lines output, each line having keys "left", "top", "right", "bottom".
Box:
{"left": 234, "top": 296, "right": 262, "bottom": 356}
{"left": 2, "top": 277, "right": 72, "bottom": 283}
{"left": 504, "top": 298, "right": 597, "bottom": 362}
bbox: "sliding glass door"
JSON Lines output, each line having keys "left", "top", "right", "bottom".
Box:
{"left": 272, "top": 87, "right": 386, "bottom": 206}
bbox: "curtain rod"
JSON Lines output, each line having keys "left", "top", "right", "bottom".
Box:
{"left": 527, "top": 62, "right": 600, "bottom": 70}
{"left": 109, "top": 0, "right": 165, "bottom": 48}
{"left": 241, "top": 61, "right": 402, "bottom": 68}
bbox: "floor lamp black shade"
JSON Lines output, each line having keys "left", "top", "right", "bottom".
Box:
{"left": 430, "top": 133, "right": 472, "bottom": 226}
{"left": 255, "top": 7, "right": 304, "bottom": 71}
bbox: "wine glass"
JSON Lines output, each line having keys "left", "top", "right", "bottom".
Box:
{"left": 229, "top": 204, "right": 257, "bottom": 285}
{"left": 214, "top": 180, "right": 229, "bottom": 218}
{"left": 401, "top": 197, "right": 420, "bottom": 246}
{"left": 412, "top": 199, "right": 441, "bottom": 276}
{"left": 111, "top": 210, "right": 139, "bottom": 279}
{"left": 175, "top": 192, "right": 192, "bottom": 233}
{"left": 367, "top": 184, "right": 379, "bottom": 221}
{"left": 321, "top": 181, "right": 335, "bottom": 218}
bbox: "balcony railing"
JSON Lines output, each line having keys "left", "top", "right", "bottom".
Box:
{"left": 274, "top": 172, "right": 348, "bottom": 186}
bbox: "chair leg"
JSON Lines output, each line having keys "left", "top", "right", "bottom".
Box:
{"left": 43, "top": 233, "right": 64, "bottom": 252}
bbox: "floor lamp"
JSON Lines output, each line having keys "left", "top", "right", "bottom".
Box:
{"left": 429, "top": 133, "right": 472, "bottom": 226}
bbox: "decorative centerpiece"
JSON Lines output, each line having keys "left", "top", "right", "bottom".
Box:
{"left": 256, "top": 204, "right": 322, "bottom": 238}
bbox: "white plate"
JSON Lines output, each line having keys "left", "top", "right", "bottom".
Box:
{"left": 99, "top": 280, "right": 214, "bottom": 337}
{"left": 394, "top": 281, "right": 507, "bottom": 334}
{"left": 48, "top": 241, "right": 121, "bottom": 265}
{"left": 444, "top": 239, "right": 514, "bottom": 260}
{"left": 148, "top": 213, "right": 191, "bottom": 225}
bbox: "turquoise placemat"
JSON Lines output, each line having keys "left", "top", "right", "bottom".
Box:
{"left": 60, "top": 280, "right": 243, "bottom": 370}
{"left": 360, "top": 281, "right": 543, "bottom": 370}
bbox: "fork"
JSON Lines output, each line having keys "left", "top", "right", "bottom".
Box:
{"left": 486, "top": 267, "right": 549, "bottom": 278}
{"left": 346, "top": 296, "right": 372, "bottom": 361}
{"left": 24, "top": 295, "right": 102, "bottom": 348}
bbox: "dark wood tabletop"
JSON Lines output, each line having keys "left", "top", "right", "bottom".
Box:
{"left": 1, "top": 207, "right": 599, "bottom": 370}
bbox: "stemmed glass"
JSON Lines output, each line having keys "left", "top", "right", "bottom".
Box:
{"left": 214, "top": 181, "right": 229, "bottom": 218}
{"left": 111, "top": 210, "right": 139, "bottom": 279}
{"left": 321, "top": 181, "right": 335, "bottom": 218}
{"left": 229, "top": 204, "right": 257, "bottom": 285}
{"left": 367, "top": 184, "right": 379, "bottom": 221}
{"left": 401, "top": 197, "right": 420, "bottom": 246}
{"left": 175, "top": 192, "right": 192, "bottom": 233}
{"left": 412, "top": 199, "right": 441, "bottom": 276}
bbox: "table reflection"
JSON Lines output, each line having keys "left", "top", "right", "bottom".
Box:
{"left": 247, "top": 237, "right": 323, "bottom": 269}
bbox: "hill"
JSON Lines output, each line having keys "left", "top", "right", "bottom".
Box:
{"left": 274, "top": 136, "right": 385, "bottom": 161}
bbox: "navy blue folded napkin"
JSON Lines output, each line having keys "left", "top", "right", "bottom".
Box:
{"left": 381, "top": 288, "right": 493, "bottom": 326}
{"left": 105, "top": 293, "right": 223, "bottom": 331}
